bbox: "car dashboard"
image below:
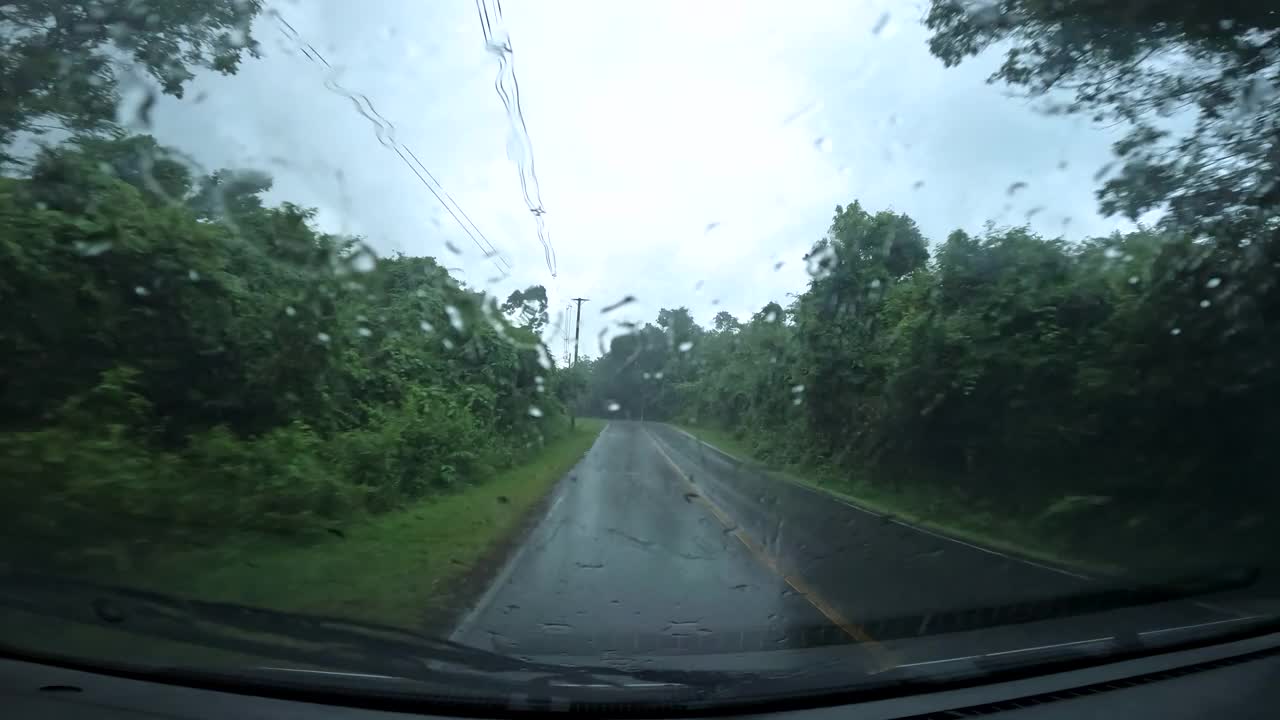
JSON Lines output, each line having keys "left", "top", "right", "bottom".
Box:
{"left": 4, "top": 627, "right": 1280, "bottom": 720}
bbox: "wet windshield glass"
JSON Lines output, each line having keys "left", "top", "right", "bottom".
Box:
{"left": 2, "top": 0, "right": 1278, "bottom": 706}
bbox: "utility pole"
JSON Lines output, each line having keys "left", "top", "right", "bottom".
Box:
{"left": 571, "top": 298, "right": 588, "bottom": 366}
{"left": 570, "top": 297, "right": 588, "bottom": 430}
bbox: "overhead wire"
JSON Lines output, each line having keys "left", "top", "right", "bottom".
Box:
{"left": 270, "top": 11, "right": 511, "bottom": 277}
{"left": 472, "top": 0, "right": 573, "bottom": 360}
{"left": 401, "top": 146, "right": 512, "bottom": 271}
{"left": 391, "top": 145, "right": 512, "bottom": 275}
{"left": 473, "top": 0, "right": 557, "bottom": 278}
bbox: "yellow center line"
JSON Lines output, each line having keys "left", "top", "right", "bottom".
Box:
{"left": 643, "top": 428, "right": 892, "bottom": 669}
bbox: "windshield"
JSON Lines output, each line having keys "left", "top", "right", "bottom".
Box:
{"left": 2, "top": 0, "right": 1279, "bottom": 710}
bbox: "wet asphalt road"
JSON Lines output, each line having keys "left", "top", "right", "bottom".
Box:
{"left": 451, "top": 421, "right": 1249, "bottom": 669}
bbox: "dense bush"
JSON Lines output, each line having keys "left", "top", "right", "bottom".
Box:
{"left": 0, "top": 135, "right": 570, "bottom": 566}
{"left": 583, "top": 202, "right": 1280, "bottom": 572}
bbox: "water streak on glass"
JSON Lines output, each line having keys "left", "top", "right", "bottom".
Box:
{"left": 475, "top": 0, "right": 558, "bottom": 278}
{"left": 270, "top": 9, "right": 512, "bottom": 276}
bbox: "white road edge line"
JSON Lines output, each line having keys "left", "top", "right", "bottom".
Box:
{"left": 1192, "top": 601, "right": 1253, "bottom": 619}
{"left": 895, "top": 637, "right": 1109, "bottom": 669}
{"left": 886, "top": 519, "right": 1091, "bottom": 581}
{"left": 807, "top": 488, "right": 1251, "bottom": 615}
{"left": 668, "top": 424, "right": 1261, "bottom": 633}
{"left": 896, "top": 615, "right": 1268, "bottom": 669}
{"left": 669, "top": 424, "right": 1262, "bottom": 617}
{"left": 670, "top": 426, "right": 743, "bottom": 463}
{"left": 985, "top": 637, "right": 1111, "bottom": 658}
{"left": 665, "top": 424, "right": 1092, "bottom": 582}
{"left": 893, "top": 654, "right": 982, "bottom": 669}
{"left": 257, "top": 667, "right": 400, "bottom": 679}
{"left": 447, "top": 422, "right": 609, "bottom": 644}
{"left": 1138, "top": 615, "right": 1263, "bottom": 637}
{"left": 445, "top": 499, "right": 549, "bottom": 644}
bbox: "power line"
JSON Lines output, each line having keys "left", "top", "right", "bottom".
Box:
{"left": 391, "top": 144, "right": 509, "bottom": 274}
{"left": 271, "top": 11, "right": 510, "bottom": 276}
{"left": 401, "top": 146, "right": 512, "bottom": 271}
{"left": 474, "top": 0, "right": 557, "bottom": 278}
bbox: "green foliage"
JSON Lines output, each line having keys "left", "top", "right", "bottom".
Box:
{"left": 0, "top": 134, "right": 570, "bottom": 567}
{"left": 501, "top": 284, "right": 550, "bottom": 333}
{"left": 115, "top": 419, "right": 607, "bottom": 629}
{"left": 586, "top": 201, "right": 1279, "bottom": 571}
{"left": 0, "top": 0, "right": 264, "bottom": 166}
{"left": 925, "top": 0, "right": 1279, "bottom": 241}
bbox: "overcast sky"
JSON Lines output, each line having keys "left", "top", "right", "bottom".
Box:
{"left": 150, "top": 0, "right": 1132, "bottom": 361}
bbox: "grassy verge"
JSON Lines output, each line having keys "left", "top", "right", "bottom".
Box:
{"left": 119, "top": 418, "right": 607, "bottom": 630}
{"left": 676, "top": 423, "right": 1125, "bottom": 578}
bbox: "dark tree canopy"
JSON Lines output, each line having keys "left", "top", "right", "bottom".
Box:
{"left": 926, "top": 0, "right": 1280, "bottom": 239}
{"left": 581, "top": 196, "right": 1280, "bottom": 573}
{"left": 502, "top": 285, "right": 550, "bottom": 333}
{"left": 2, "top": 134, "right": 572, "bottom": 556}
{"left": 0, "top": 0, "right": 264, "bottom": 164}
{"left": 712, "top": 311, "right": 739, "bottom": 333}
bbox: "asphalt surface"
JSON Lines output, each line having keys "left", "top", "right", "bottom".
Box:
{"left": 451, "top": 421, "right": 1256, "bottom": 670}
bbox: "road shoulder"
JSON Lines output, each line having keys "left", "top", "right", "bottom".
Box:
{"left": 669, "top": 423, "right": 1122, "bottom": 581}
{"left": 101, "top": 419, "right": 609, "bottom": 633}
{"left": 447, "top": 421, "right": 610, "bottom": 642}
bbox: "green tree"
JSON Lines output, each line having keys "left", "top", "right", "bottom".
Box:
{"left": 501, "top": 285, "right": 550, "bottom": 333}
{"left": 2, "top": 133, "right": 573, "bottom": 561}
{"left": 925, "top": 0, "right": 1279, "bottom": 238}
{"left": 584, "top": 195, "right": 1278, "bottom": 572}
{"left": 793, "top": 202, "right": 928, "bottom": 456}
{"left": 712, "top": 310, "right": 739, "bottom": 333}
{"left": 1, "top": 0, "right": 263, "bottom": 165}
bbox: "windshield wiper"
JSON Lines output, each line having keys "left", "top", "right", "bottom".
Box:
{"left": 0, "top": 568, "right": 1270, "bottom": 715}
{"left": 0, "top": 567, "right": 1261, "bottom": 682}
{"left": 0, "top": 569, "right": 751, "bottom": 697}
{"left": 413, "top": 567, "right": 1266, "bottom": 657}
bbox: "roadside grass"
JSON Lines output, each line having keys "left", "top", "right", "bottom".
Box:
{"left": 0, "top": 420, "right": 607, "bottom": 671}
{"left": 675, "top": 423, "right": 1125, "bottom": 578}
{"left": 117, "top": 418, "right": 607, "bottom": 630}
